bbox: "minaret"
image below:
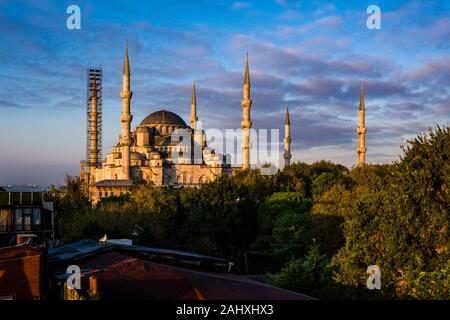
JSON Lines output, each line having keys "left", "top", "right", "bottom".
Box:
{"left": 283, "top": 105, "right": 292, "bottom": 167}
{"left": 190, "top": 82, "right": 198, "bottom": 130}
{"left": 120, "top": 43, "right": 133, "bottom": 180}
{"left": 357, "top": 82, "right": 366, "bottom": 166}
{"left": 241, "top": 52, "right": 252, "bottom": 170}
{"left": 89, "top": 81, "right": 99, "bottom": 167}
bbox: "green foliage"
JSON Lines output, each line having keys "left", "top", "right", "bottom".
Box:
{"left": 258, "top": 192, "right": 312, "bottom": 231}
{"left": 281, "top": 161, "right": 349, "bottom": 197}
{"left": 334, "top": 126, "right": 450, "bottom": 299}
{"left": 255, "top": 192, "right": 312, "bottom": 259}
{"left": 397, "top": 262, "right": 450, "bottom": 299}
{"left": 53, "top": 126, "right": 449, "bottom": 299}
{"left": 179, "top": 176, "right": 259, "bottom": 260}
{"left": 44, "top": 175, "right": 91, "bottom": 239}
{"left": 269, "top": 244, "right": 336, "bottom": 299}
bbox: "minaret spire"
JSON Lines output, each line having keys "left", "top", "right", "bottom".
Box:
{"left": 241, "top": 51, "right": 252, "bottom": 170}
{"left": 357, "top": 82, "right": 366, "bottom": 167}
{"left": 123, "top": 41, "right": 130, "bottom": 75}
{"left": 244, "top": 51, "right": 250, "bottom": 93}
{"left": 283, "top": 105, "right": 292, "bottom": 167}
{"left": 285, "top": 105, "right": 290, "bottom": 125}
{"left": 120, "top": 42, "right": 133, "bottom": 179}
{"left": 190, "top": 82, "right": 198, "bottom": 130}
{"left": 359, "top": 81, "right": 364, "bottom": 111}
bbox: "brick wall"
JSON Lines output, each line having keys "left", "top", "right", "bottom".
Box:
{"left": 0, "top": 254, "right": 42, "bottom": 299}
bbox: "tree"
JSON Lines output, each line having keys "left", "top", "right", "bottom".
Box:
{"left": 269, "top": 244, "right": 336, "bottom": 299}
{"left": 334, "top": 126, "right": 450, "bottom": 299}
{"left": 179, "top": 176, "right": 259, "bottom": 260}
{"left": 254, "top": 192, "right": 312, "bottom": 260}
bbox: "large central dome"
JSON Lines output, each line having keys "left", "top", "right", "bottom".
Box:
{"left": 140, "top": 109, "right": 187, "bottom": 127}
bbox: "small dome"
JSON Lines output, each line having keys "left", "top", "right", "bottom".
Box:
{"left": 140, "top": 110, "right": 187, "bottom": 127}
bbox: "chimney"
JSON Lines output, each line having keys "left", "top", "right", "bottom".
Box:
{"left": 89, "top": 275, "right": 99, "bottom": 297}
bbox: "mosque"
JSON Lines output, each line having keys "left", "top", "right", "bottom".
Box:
{"left": 80, "top": 45, "right": 294, "bottom": 204}
{"left": 80, "top": 45, "right": 367, "bottom": 204}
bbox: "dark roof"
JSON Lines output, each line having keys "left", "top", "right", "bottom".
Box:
{"left": 86, "top": 253, "right": 312, "bottom": 300}
{"left": 49, "top": 244, "right": 313, "bottom": 300}
{"left": 48, "top": 239, "right": 230, "bottom": 270}
{"left": 140, "top": 110, "right": 187, "bottom": 127}
{"left": 93, "top": 180, "right": 133, "bottom": 187}
{"left": 0, "top": 186, "right": 5, "bottom": 192}
{"left": 0, "top": 245, "right": 42, "bottom": 260}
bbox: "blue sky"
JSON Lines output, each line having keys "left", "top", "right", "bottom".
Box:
{"left": 0, "top": 0, "right": 449, "bottom": 185}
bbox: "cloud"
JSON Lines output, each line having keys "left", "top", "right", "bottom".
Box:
{"left": 274, "top": 0, "right": 301, "bottom": 9}
{"left": 230, "top": 2, "right": 251, "bottom": 11}
{"left": 1, "top": 0, "right": 449, "bottom": 184}
{"left": 0, "top": 99, "right": 30, "bottom": 109}
{"left": 277, "top": 9, "right": 303, "bottom": 20}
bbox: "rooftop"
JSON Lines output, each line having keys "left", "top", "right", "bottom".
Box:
{"left": 93, "top": 180, "right": 133, "bottom": 187}
{"left": 0, "top": 245, "right": 43, "bottom": 260}
{"left": 48, "top": 239, "right": 230, "bottom": 271}
{"left": 49, "top": 240, "right": 313, "bottom": 300}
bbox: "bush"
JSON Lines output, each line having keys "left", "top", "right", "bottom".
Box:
{"left": 269, "top": 244, "right": 335, "bottom": 299}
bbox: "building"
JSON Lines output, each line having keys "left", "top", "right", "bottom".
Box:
{"left": 80, "top": 44, "right": 296, "bottom": 204}
{"left": 0, "top": 245, "right": 46, "bottom": 300}
{"left": 48, "top": 239, "right": 312, "bottom": 300}
{"left": 80, "top": 45, "right": 249, "bottom": 203}
{"left": 0, "top": 189, "right": 54, "bottom": 246}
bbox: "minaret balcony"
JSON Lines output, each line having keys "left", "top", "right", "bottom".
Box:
{"left": 120, "top": 90, "right": 133, "bottom": 99}
{"left": 121, "top": 114, "right": 133, "bottom": 122}
{"left": 241, "top": 120, "right": 252, "bottom": 128}
{"left": 357, "top": 127, "right": 367, "bottom": 134}
{"left": 241, "top": 100, "right": 252, "bottom": 109}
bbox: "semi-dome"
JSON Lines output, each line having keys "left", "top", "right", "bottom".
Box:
{"left": 140, "top": 109, "right": 187, "bottom": 127}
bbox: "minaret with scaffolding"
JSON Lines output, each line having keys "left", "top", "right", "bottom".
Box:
{"left": 80, "top": 67, "right": 103, "bottom": 188}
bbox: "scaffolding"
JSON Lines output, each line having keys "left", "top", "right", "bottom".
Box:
{"left": 86, "top": 67, "right": 103, "bottom": 168}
